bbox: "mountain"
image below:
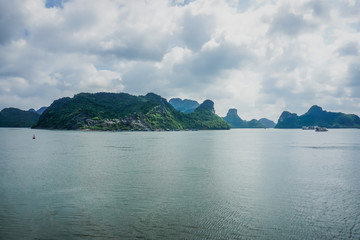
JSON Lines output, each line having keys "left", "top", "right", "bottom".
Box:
{"left": 0, "top": 108, "right": 40, "bottom": 127}
{"left": 29, "top": 106, "right": 48, "bottom": 115}
{"left": 36, "top": 107, "right": 47, "bottom": 115}
{"left": 33, "top": 92, "right": 230, "bottom": 130}
{"left": 223, "top": 108, "right": 247, "bottom": 128}
{"left": 275, "top": 105, "right": 360, "bottom": 128}
{"left": 259, "top": 118, "right": 276, "bottom": 128}
{"left": 223, "top": 108, "right": 266, "bottom": 128}
{"left": 169, "top": 98, "right": 200, "bottom": 113}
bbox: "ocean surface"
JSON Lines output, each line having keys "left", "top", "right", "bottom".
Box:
{"left": 0, "top": 128, "right": 360, "bottom": 239}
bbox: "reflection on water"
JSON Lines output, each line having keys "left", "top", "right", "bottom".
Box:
{"left": 0, "top": 128, "right": 360, "bottom": 239}
{"left": 299, "top": 145, "right": 360, "bottom": 150}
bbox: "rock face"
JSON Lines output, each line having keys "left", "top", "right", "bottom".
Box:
{"left": 275, "top": 111, "right": 299, "bottom": 128}
{"left": 169, "top": 98, "right": 199, "bottom": 113}
{"left": 275, "top": 105, "right": 360, "bottom": 128}
{"left": 226, "top": 109, "right": 240, "bottom": 119}
{"left": 33, "top": 92, "right": 230, "bottom": 130}
{"left": 223, "top": 108, "right": 246, "bottom": 128}
{"left": 0, "top": 108, "right": 40, "bottom": 127}
{"left": 223, "top": 108, "right": 265, "bottom": 128}
{"left": 195, "top": 100, "right": 215, "bottom": 113}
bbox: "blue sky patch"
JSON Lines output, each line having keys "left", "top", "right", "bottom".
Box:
{"left": 45, "top": 0, "right": 69, "bottom": 8}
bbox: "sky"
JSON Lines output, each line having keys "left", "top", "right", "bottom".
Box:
{"left": 0, "top": 0, "right": 360, "bottom": 121}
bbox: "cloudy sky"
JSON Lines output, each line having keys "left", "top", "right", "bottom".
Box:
{"left": 1, "top": 0, "right": 359, "bottom": 121}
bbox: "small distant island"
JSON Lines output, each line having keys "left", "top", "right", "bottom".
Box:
{"left": 32, "top": 92, "right": 230, "bottom": 131}
{"left": 275, "top": 105, "right": 360, "bottom": 128}
{"left": 222, "top": 108, "right": 275, "bottom": 128}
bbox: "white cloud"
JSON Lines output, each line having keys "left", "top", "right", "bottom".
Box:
{"left": 0, "top": 0, "right": 360, "bottom": 122}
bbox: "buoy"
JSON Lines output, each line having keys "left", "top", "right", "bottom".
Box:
{"left": 33, "top": 134, "right": 35, "bottom": 139}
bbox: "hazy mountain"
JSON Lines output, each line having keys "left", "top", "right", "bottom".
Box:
{"left": 29, "top": 106, "right": 48, "bottom": 115}
{"left": 0, "top": 108, "right": 40, "bottom": 127}
{"left": 169, "top": 98, "right": 200, "bottom": 113}
{"left": 223, "top": 108, "right": 265, "bottom": 128}
{"left": 259, "top": 118, "right": 276, "bottom": 128}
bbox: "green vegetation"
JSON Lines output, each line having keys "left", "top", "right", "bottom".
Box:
{"left": 0, "top": 108, "right": 40, "bottom": 127}
{"left": 33, "top": 92, "right": 230, "bottom": 130}
{"left": 275, "top": 105, "right": 360, "bottom": 128}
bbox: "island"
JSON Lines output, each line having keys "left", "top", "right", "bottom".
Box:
{"left": 33, "top": 92, "right": 230, "bottom": 131}
{"left": 275, "top": 105, "right": 360, "bottom": 128}
{"left": 222, "top": 108, "right": 269, "bottom": 128}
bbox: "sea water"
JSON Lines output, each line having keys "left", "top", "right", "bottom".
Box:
{"left": 0, "top": 128, "right": 359, "bottom": 239}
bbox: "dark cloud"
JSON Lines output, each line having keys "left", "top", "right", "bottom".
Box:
{"left": 351, "top": 21, "right": 360, "bottom": 32}
{"left": 108, "top": 45, "right": 165, "bottom": 62}
{"left": 337, "top": 1, "right": 360, "bottom": 18}
{"left": 28, "top": 3, "right": 173, "bottom": 62}
{"left": 29, "top": 26, "right": 82, "bottom": 54}
{"left": 102, "top": 32, "right": 171, "bottom": 62}
{"left": 0, "top": 41, "right": 40, "bottom": 81}
{"left": 182, "top": 42, "right": 253, "bottom": 76}
{"left": 122, "top": 41, "right": 254, "bottom": 98}
{"left": 236, "top": 0, "right": 252, "bottom": 13}
{"left": 268, "top": 47, "right": 304, "bottom": 73}
{"left": 167, "top": 42, "right": 254, "bottom": 95}
{"left": 338, "top": 42, "right": 359, "bottom": 57}
{"left": 181, "top": 11, "right": 215, "bottom": 51}
{"left": 347, "top": 62, "right": 360, "bottom": 90}
{"left": 268, "top": 9, "right": 317, "bottom": 36}
{"left": 0, "top": 1, "right": 25, "bottom": 44}
{"left": 304, "top": 0, "right": 330, "bottom": 19}
{"left": 347, "top": 62, "right": 360, "bottom": 98}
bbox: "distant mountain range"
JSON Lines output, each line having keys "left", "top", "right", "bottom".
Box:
{"left": 169, "top": 99, "right": 276, "bottom": 128}
{"left": 0, "top": 108, "right": 40, "bottom": 127}
{"left": 169, "top": 98, "right": 200, "bottom": 113}
{"left": 222, "top": 108, "right": 275, "bottom": 128}
{"left": 29, "top": 107, "right": 48, "bottom": 115}
{"left": 275, "top": 105, "right": 360, "bottom": 128}
{"left": 33, "top": 92, "right": 230, "bottom": 130}
{"left": 2, "top": 94, "right": 359, "bottom": 130}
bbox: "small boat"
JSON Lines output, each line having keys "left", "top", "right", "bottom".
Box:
{"left": 315, "top": 126, "right": 328, "bottom": 132}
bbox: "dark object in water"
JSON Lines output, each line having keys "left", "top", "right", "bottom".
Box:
{"left": 315, "top": 126, "right": 328, "bottom": 132}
